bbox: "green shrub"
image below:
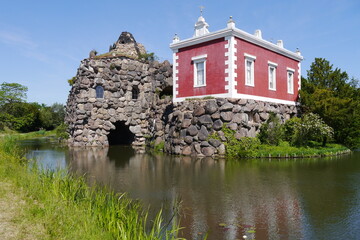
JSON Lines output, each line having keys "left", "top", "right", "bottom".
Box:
{"left": 293, "top": 113, "right": 333, "bottom": 147}
{"left": 212, "top": 124, "right": 260, "bottom": 158}
{"left": 154, "top": 141, "right": 165, "bottom": 152}
{"left": 55, "top": 123, "right": 69, "bottom": 140}
{"left": 237, "top": 137, "right": 261, "bottom": 158}
{"left": 283, "top": 116, "right": 301, "bottom": 142}
{"left": 138, "top": 52, "right": 157, "bottom": 62}
{"left": 258, "top": 113, "right": 283, "bottom": 145}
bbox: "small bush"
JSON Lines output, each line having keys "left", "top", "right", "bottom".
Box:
{"left": 138, "top": 52, "right": 157, "bottom": 62}
{"left": 258, "top": 113, "right": 283, "bottom": 145}
{"left": 237, "top": 137, "right": 261, "bottom": 158}
{"left": 292, "top": 113, "right": 333, "bottom": 147}
{"left": 283, "top": 117, "right": 301, "bottom": 142}
{"left": 154, "top": 141, "right": 165, "bottom": 152}
{"left": 55, "top": 123, "right": 69, "bottom": 140}
{"left": 213, "top": 124, "right": 260, "bottom": 158}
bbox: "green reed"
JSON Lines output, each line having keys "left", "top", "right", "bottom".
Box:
{"left": 0, "top": 136, "right": 183, "bottom": 240}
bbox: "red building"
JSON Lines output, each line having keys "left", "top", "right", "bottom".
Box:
{"left": 170, "top": 15, "right": 303, "bottom": 105}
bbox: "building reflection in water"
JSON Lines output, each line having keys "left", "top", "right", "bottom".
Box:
{"left": 66, "top": 146, "right": 306, "bottom": 240}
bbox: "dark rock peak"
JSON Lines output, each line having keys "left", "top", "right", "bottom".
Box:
{"left": 117, "top": 32, "right": 137, "bottom": 44}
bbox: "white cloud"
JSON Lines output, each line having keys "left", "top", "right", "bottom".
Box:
{"left": 0, "top": 29, "right": 51, "bottom": 62}
{"left": 0, "top": 30, "right": 37, "bottom": 49}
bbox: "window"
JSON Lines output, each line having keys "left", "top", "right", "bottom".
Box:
{"left": 244, "top": 53, "right": 256, "bottom": 86}
{"left": 95, "top": 85, "right": 104, "bottom": 98}
{"left": 192, "top": 54, "right": 207, "bottom": 87}
{"left": 268, "top": 61, "right": 277, "bottom": 91}
{"left": 132, "top": 86, "right": 139, "bottom": 100}
{"left": 287, "top": 68, "right": 295, "bottom": 94}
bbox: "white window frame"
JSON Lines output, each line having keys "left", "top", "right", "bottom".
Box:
{"left": 268, "top": 61, "right": 278, "bottom": 91}
{"left": 287, "top": 68, "right": 295, "bottom": 94}
{"left": 192, "top": 54, "right": 207, "bottom": 87}
{"left": 244, "top": 53, "right": 256, "bottom": 87}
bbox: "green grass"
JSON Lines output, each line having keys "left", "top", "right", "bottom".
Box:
{"left": 0, "top": 136, "right": 183, "bottom": 240}
{"left": 255, "top": 142, "right": 350, "bottom": 158}
{"left": 209, "top": 125, "right": 350, "bottom": 159}
{"left": 93, "top": 52, "right": 136, "bottom": 60}
{"left": 0, "top": 130, "right": 55, "bottom": 140}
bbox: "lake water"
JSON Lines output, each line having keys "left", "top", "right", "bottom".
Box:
{"left": 20, "top": 138, "right": 360, "bottom": 240}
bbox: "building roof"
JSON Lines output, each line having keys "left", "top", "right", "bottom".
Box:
{"left": 170, "top": 16, "right": 303, "bottom": 62}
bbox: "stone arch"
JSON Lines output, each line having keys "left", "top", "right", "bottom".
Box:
{"left": 107, "top": 121, "right": 135, "bottom": 145}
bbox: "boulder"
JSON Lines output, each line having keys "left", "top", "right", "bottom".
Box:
{"left": 194, "top": 106, "right": 205, "bottom": 116}
{"left": 187, "top": 125, "right": 198, "bottom": 136}
{"left": 198, "top": 115, "right": 213, "bottom": 125}
{"left": 198, "top": 126, "right": 209, "bottom": 141}
{"left": 220, "top": 112, "right": 233, "bottom": 122}
{"left": 205, "top": 100, "right": 218, "bottom": 114}
{"left": 219, "top": 102, "right": 234, "bottom": 111}
{"left": 201, "top": 147, "right": 215, "bottom": 156}
{"left": 213, "top": 119, "right": 223, "bottom": 130}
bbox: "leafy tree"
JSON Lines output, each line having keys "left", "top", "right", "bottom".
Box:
{"left": 0, "top": 82, "right": 28, "bottom": 105}
{"left": 300, "top": 58, "right": 360, "bottom": 148}
{"left": 39, "top": 103, "right": 65, "bottom": 130}
{"left": 0, "top": 102, "right": 42, "bottom": 132}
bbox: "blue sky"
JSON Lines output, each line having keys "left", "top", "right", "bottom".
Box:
{"left": 0, "top": 0, "right": 359, "bottom": 105}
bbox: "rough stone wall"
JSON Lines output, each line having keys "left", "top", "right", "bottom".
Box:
{"left": 65, "top": 32, "right": 299, "bottom": 157}
{"left": 162, "top": 98, "right": 299, "bottom": 157}
{"left": 65, "top": 56, "right": 172, "bottom": 148}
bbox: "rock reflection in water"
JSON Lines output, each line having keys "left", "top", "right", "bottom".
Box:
{"left": 66, "top": 146, "right": 305, "bottom": 240}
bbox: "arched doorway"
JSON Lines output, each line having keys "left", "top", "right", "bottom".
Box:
{"left": 107, "top": 121, "right": 135, "bottom": 145}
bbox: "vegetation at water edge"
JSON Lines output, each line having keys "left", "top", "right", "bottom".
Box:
{"left": 0, "top": 136, "right": 183, "bottom": 240}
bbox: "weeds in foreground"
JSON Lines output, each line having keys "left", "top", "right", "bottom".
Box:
{"left": 0, "top": 137, "right": 183, "bottom": 240}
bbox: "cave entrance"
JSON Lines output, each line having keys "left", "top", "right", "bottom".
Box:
{"left": 159, "top": 86, "right": 173, "bottom": 99}
{"left": 107, "top": 121, "right": 135, "bottom": 145}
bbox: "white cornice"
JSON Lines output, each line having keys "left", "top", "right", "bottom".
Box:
{"left": 170, "top": 27, "right": 303, "bottom": 61}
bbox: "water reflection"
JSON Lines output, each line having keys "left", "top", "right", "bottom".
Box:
{"left": 21, "top": 139, "right": 360, "bottom": 240}
{"left": 21, "top": 138, "right": 67, "bottom": 170}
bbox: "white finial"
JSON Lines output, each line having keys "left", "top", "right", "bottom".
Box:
{"left": 173, "top": 33, "right": 180, "bottom": 43}
{"left": 227, "top": 16, "right": 235, "bottom": 29}
{"left": 254, "top": 29, "right": 262, "bottom": 39}
{"left": 277, "top": 40, "right": 284, "bottom": 48}
{"left": 194, "top": 9, "right": 210, "bottom": 37}
{"left": 296, "top": 48, "right": 301, "bottom": 55}
{"left": 200, "top": 6, "right": 205, "bottom": 16}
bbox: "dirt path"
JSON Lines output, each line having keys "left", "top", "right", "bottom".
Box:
{"left": 0, "top": 181, "right": 45, "bottom": 240}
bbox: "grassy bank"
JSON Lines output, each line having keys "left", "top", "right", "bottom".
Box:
{"left": 0, "top": 129, "right": 55, "bottom": 140}
{"left": 0, "top": 136, "right": 183, "bottom": 240}
{"left": 254, "top": 142, "right": 350, "bottom": 158}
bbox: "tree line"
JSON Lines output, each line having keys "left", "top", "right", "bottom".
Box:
{"left": 0, "top": 82, "right": 65, "bottom": 133}
{"left": 1, "top": 58, "right": 359, "bottom": 149}
{"left": 300, "top": 58, "right": 360, "bottom": 149}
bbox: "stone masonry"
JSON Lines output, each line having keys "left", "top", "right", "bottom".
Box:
{"left": 66, "top": 32, "right": 299, "bottom": 156}
{"left": 162, "top": 98, "right": 298, "bottom": 157}
{"left": 65, "top": 32, "right": 172, "bottom": 148}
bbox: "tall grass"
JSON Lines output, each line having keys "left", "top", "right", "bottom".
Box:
{"left": 0, "top": 136, "right": 183, "bottom": 240}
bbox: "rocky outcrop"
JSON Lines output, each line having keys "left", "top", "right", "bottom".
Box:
{"left": 109, "top": 32, "right": 146, "bottom": 59}
{"left": 65, "top": 33, "right": 172, "bottom": 147}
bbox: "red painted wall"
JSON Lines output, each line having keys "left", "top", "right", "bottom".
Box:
{"left": 176, "top": 38, "right": 227, "bottom": 98}
{"left": 235, "top": 37, "right": 300, "bottom": 102}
